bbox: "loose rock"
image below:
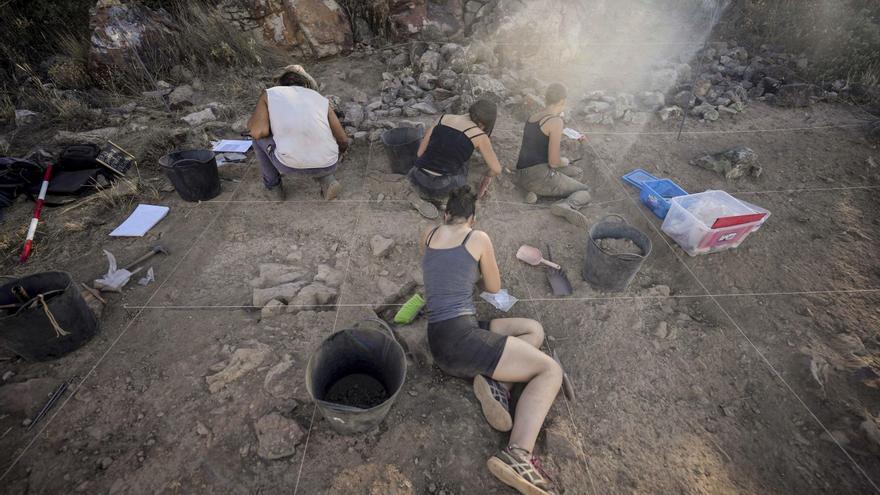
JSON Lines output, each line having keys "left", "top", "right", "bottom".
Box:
{"left": 315, "top": 264, "right": 345, "bottom": 288}
{"left": 371, "top": 235, "right": 395, "bottom": 257}
{"left": 690, "top": 146, "right": 762, "bottom": 180}
{"left": 205, "top": 343, "right": 272, "bottom": 394}
{"left": 253, "top": 282, "right": 306, "bottom": 308}
{"left": 255, "top": 412, "right": 304, "bottom": 460}
{"left": 181, "top": 108, "right": 216, "bottom": 126}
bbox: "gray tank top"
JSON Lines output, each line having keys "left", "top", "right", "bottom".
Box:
{"left": 422, "top": 227, "right": 480, "bottom": 323}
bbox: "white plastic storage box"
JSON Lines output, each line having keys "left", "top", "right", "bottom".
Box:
{"left": 661, "top": 190, "right": 770, "bottom": 256}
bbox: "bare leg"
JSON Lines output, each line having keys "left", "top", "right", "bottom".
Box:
{"left": 490, "top": 338, "right": 562, "bottom": 453}
{"left": 488, "top": 318, "right": 544, "bottom": 391}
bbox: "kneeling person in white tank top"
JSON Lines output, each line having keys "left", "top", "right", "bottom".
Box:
{"left": 247, "top": 66, "right": 349, "bottom": 201}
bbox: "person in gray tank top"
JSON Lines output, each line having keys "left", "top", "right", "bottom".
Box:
{"left": 420, "top": 186, "right": 564, "bottom": 495}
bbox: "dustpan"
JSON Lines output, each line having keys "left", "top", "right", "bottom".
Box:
{"left": 516, "top": 245, "right": 560, "bottom": 269}
{"left": 545, "top": 245, "right": 572, "bottom": 296}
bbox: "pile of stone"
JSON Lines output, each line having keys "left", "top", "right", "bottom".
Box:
{"left": 337, "top": 40, "right": 542, "bottom": 141}
{"left": 659, "top": 42, "right": 830, "bottom": 122}
{"left": 577, "top": 42, "right": 835, "bottom": 126}
{"left": 251, "top": 262, "right": 344, "bottom": 319}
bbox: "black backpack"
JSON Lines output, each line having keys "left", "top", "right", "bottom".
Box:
{"left": 57, "top": 143, "right": 102, "bottom": 171}
{"left": 0, "top": 157, "right": 46, "bottom": 210}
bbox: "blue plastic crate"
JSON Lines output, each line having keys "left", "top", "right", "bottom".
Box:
{"left": 621, "top": 168, "right": 659, "bottom": 190}
{"left": 639, "top": 179, "right": 688, "bottom": 219}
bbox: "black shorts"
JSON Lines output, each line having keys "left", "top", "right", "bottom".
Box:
{"left": 427, "top": 315, "right": 507, "bottom": 379}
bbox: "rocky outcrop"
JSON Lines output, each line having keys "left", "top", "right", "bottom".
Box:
{"left": 88, "top": 0, "right": 175, "bottom": 75}
{"left": 248, "top": 0, "right": 353, "bottom": 57}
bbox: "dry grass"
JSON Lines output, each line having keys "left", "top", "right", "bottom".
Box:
{"left": 98, "top": 1, "right": 286, "bottom": 94}
{"left": 721, "top": 0, "right": 880, "bottom": 102}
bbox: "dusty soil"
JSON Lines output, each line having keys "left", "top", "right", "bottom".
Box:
{"left": 1, "top": 46, "right": 879, "bottom": 495}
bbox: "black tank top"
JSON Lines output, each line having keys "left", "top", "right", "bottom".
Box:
{"left": 516, "top": 115, "right": 561, "bottom": 169}
{"left": 415, "top": 115, "right": 485, "bottom": 176}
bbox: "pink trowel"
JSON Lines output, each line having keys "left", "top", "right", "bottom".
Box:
{"left": 516, "top": 245, "right": 561, "bottom": 270}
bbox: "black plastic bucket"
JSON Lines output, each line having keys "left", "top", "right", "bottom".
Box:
{"left": 306, "top": 319, "right": 406, "bottom": 434}
{"left": 583, "top": 215, "right": 652, "bottom": 292}
{"left": 159, "top": 150, "right": 221, "bottom": 202}
{"left": 0, "top": 272, "right": 99, "bottom": 361}
{"left": 381, "top": 127, "right": 424, "bottom": 174}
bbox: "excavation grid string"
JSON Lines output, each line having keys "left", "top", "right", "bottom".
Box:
{"left": 120, "top": 287, "right": 880, "bottom": 311}
{"left": 293, "top": 140, "right": 375, "bottom": 495}
{"left": 584, "top": 139, "right": 880, "bottom": 492}
{"left": 0, "top": 161, "right": 256, "bottom": 482}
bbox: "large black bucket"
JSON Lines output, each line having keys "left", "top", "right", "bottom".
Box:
{"left": 159, "top": 150, "right": 221, "bottom": 202}
{"left": 381, "top": 127, "right": 424, "bottom": 174}
{"left": 0, "top": 272, "right": 99, "bottom": 361}
{"left": 306, "top": 319, "right": 406, "bottom": 435}
{"left": 583, "top": 215, "right": 652, "bottom": 292}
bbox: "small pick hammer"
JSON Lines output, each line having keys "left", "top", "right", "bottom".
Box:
{"left": 124, "top": 245, "right": 170, "bottom": 271}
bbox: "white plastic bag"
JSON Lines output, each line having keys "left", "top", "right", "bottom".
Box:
{"left": 480, "top": 289, "right": 518, "bottom": 312}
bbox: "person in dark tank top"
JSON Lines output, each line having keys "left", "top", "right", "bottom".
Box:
{"left": 420, "top": 187, "right": 564, "bottom": 495}
{"left": 406, "top": 100, "right": 504, "bottom": 219}
{"left": 514, "top": 83, "right": 592, "bottom": 229}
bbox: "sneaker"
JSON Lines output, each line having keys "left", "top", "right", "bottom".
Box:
{"left": 487, "top": 446, "right": 562, "bottom": 495}
{"left": 321, "top": 178, "right": 342, "bottom": 201}
{"left": 407, "top": 191, "right": 439, "bottom": 219}
{"left": 567, "top": 190, "right": 591, "bottom": 208}
{"left": 473, "top": 375, "right": 512, "bottom": 432}
{"left": 550, "top": 202, "right": 588, "bottom": 229}
{"left": 524, "top": 191, "right": 538, "bottom": 204}
{"left": 264, "top": 182, "right": 286, "bottom": 202}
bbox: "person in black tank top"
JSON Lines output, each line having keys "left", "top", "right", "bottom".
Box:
{"left": 513, "top": 83, "right": 593, "bottom": 229}
{"left": 406, "top": 100, "right": 504, "bottom": 219}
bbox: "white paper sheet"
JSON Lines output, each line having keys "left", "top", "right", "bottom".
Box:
{"left": 110, "top": 205, "right": 170, "bottom": 237}
{"left": 212, "top": 139, "right": 252, "bottom": 153}
{"left": 563, "top": 128, "right": 583, "bottom": 140}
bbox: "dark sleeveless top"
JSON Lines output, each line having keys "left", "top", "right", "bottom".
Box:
{"left": 415, "top": 115, "right": 485, "bottom": 176}
{"left": 516, "top": 115, "right": 561, "bottom": 169}
{"left": 422, "top": 228, "right": 479, "bottom": 323}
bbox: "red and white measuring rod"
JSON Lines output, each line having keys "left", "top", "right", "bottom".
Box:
{"left": 20, "top": 164, "right": 54, "bottom": 264}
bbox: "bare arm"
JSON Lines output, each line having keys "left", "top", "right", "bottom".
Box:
{"left": 248, "top": 92, "right": 271, "bottom": 139}
{"left": 476, "top": 232, "right": 502, "bottom": 293}
{"left": 327, "top": 106, "right": 349, "bottom": 151}
{"left": 417, "top": 125, "right": 434, "bottom": 157}
{"left": 474, "top": 136, "right": 502, "bottom": 176}
{"left": 545, "top": 117, "right": 564, "bottom": 167}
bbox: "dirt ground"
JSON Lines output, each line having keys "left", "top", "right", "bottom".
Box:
{"left": 1, "top": 48, "right": 880, "bottom": 495}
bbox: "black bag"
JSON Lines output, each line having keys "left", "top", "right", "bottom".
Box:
{"left": 57, "top": 143, "right": 101, "bottom": 171}
{"left": 0, "top": 157, "right": 46, "bottom": 209}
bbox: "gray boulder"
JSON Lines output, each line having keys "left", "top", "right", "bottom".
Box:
{"left": 168, "top": 84, "right": 195, "bottom": 109}
{"left": 181, "top": 108, "right": 216, "bottom": 126}
{"left": 691, "top": 146, "right": 762, "bottom": 180}
{"left": 342, "top": 102, "right": 365, "bottom": 128}
{"left": 255, "top": 413, "right": 304, "bottom": 460}
{"left": 419, "top": 50, "right": 443, "bottom": 73}
{"left": 418, "top": 72, "right": 438, "bottom": 91}
{"left": 412, "top": 101, "right": 438, "bottom": 115}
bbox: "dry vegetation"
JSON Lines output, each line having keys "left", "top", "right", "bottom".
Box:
{"left": 720, "top": 0, "right": 880, "bottom": 101}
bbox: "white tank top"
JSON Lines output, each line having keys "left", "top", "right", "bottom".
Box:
{"left": 266, "top": 86, "right": 338, "bottom": 169}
